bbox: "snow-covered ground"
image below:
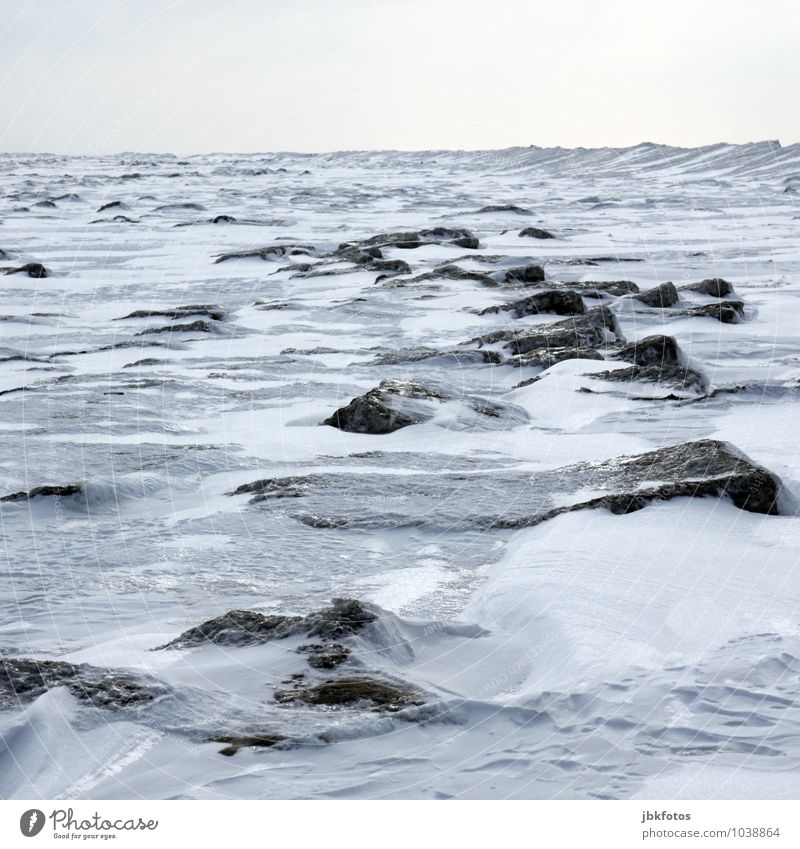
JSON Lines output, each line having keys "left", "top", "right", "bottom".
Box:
{"left": 1, "top": 142, "right": 800, "bottom": 799}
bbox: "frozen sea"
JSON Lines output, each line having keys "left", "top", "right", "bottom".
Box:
{"left": 1, "top": 142, "right": 800, "bottom": 799}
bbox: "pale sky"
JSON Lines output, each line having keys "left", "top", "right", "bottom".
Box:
{"left": 1, "top": 0, "right": 798, "bottom": 154}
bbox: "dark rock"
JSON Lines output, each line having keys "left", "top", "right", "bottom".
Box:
{"left": 0, "top": 657, "right": 161, "bottom": 709}
{"left": 550, "top": 280, "right": 640, "bottom": 297}
{"left": 230, "top": 476, "right": 313, "bottom": 502}
{"left": 155, "top": 202, "right": 205, "bottom": 211}
{"left": 158, "top": 610, "right": 304, "bottom": 649}
{"left": 134, "top": 320, "right": 213, "bottom": 335}
{"left": 339, "top": 227, "right": 479, "bottom": 251}
{"left": 510, "top": 347, "right": 604, "bottom": 369}
{"left": 368, "top": 347, "right": 501, "bottom": 366}
{"left": 208, "top": 733, "right": 286, "bottom": 756}
{"left": 477, "top": 204, "right": 530, "bottom": 215}
{"left": 503, "top": 439, "right": 782, "bottom": 528}
{"left": 371, "top": 259, "right": 411, "bottom": 275}
{"left": 158, "top": 598, "right": 376, "bottom": 649}
{"left": 214, "top": 244, "right": 319, "bottom": 263}
{"left": 584, "top": 256, "right": 645, "bottom": 263}
{"left": 679, "top": 301, "right": 745, "bottom": 324}
{"left": 220, "top": 441, "right": 783, "bottom": 532}
{"left": 335, "top": 245, "right": 384, "bottom": 263}
{"left": 502, "top": 265, "right": 545, "bottom": 284}
{"left": 632, "top": 282, "right": 679, "bottom": 308}
{"left": 593, "top": 364, "right": 706, "bottom": 394}
{"left": 302, "top": 598, "right": 377, "bottom": 641}
{"left": 614, "top": 335, "right": 681, "bottom": 367}
{"left": 518, "top": 227, "right": 555, "bottom": 239}
{"left": 97, "top": 200, "right": 125, "bottom": 212}
{"left": 91, "top": 215, "right": 137, "bottom": 224}
{"left": 399, "top": 264, "right": 493, "bottom": 286}
{"left": 212, "top": 214, "right": 236, "bottom": 223}
{"left": 254, "top": 301, "right": 290, "bottom": 311}
{"left": 322, "top": 379, "right": 444, "bottom": 434}
{"left": 274, "top": 677, "right": 423, "bottom": 711}
{"left": 297, "top": 643, "right": 351, "bottom": 669}
{"left": 471, "top": 306, "right": 619, "bottom": 356}
{"left": 117, "top": 305, "right": 224, "bottom": 322}
{"left": 122, "top": 358, "right": 164, "bottom": 368}
{"left": 1, "top": 483, "right": 83, "bottom": 502}
{"left": 683, "top": 278, "right": 735, "bottom": 298}
{"left": 4, "top": 263, "right": 49, "bottom": 278}
{"left": 480, "top": 290, "right": 585, "bottom": 318}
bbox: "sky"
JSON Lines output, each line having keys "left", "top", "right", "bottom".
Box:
{"left": 0, "top": 0, "right": 798, "bottom": 154}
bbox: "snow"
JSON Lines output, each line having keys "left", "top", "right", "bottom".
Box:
{"left": 1, "top": 143, "right": 800, "bottom": 799}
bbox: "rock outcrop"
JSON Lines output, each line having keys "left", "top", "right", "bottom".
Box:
{"left": 632, "top": 282, "right": 679, "bottom": 308}
{"left": 157, "top": 598, "right": 377, "bottom": 649}
{"left": 0, "top": 657, "right": 162, "bottom": 708}
{"left": 275, "top": 677, "right": 423, "bottom": 711}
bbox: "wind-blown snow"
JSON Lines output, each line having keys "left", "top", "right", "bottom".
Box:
{"left": 1, "top": 142, "right": 800, "bottom": 799}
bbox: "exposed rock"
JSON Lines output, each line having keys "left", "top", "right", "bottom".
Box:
{"left": 321, "top": 379, "right": 523, "bottom": 434}
{"left": 229, "top": 476, "right": 314, "bottom": 502}
{"left": 117, "top": 305, "right": 224, "bottom": 322}
{"left": 600, "top": 340, "right": 708, "bottom": 392}
{"left": 90, "top": 215, "right": 138, "bottom": 224}
{"left": 470, "top": 306, "right": 620, "bottom": 356}
{"left": 155, "top": 202, "right": 205, "bottom": 212}
{"left": 217, "top": 441, "right": 783, "bottom": 532}
{"left": 548, "top": 280, "right": 640, "bottom": 298}
{"left": 682, "top": 278, "right": 735, "bottom": 298}
{"left": 632, "top": 282, "right": 679, "bottom": 308}
{"left": 477, "top": 204, "right": 530, "bottom": 215}
{"left": 297, "top": 643, "right": 351, "bottom": 669}
{"left": 122, "top": 358, "right": 165, "bottom": 368}
{"left": 4, "top": 263, "right": 49, "bottom": 278}
{"left": 335, "top": 245, "right": 383, "bottom": 263}
{"left": 0, "top": 657, "right": 161, "bottom": 709}
{"left": 157, "top": 598, "right": 376, "bottom": 649}
{"left": 338, "top": 227, "right": 479, "bottom": 251}
{"left": 480, "top": 290, "right": 585, "bottom": 318}
{"left": 302, "top": 598, "right": 376, "bottom": 641}
{"left": 134, "top": 320, "right": 213, "bottom": 335}
{"left": 502, "top": 265, "right": 546, "bottom": 284}
{"left": 275, "top": 677, "right": 423, "bottom": 711}
{"left": 510, "top": 347, "right": 604, "bottom": 369}
{"left": 370, "top": 258, "right": 411, "bottom": 275}
{"left": 399, "top": 264, "right": 493, "bottom": 286}
{"left": 585, "top": 256, "right": 645, "bottom": 263}
{"left": 254, "top": 301, "right": 290, "bottom": 311}
{"left": 158, "top": 610, "right": 304, "bottom": 649}
{"left": 97, "top": 200, "right": 126, "bottom": 212}
{"left": 614, "top": 335, "right": 681, "bottom": 367}
{"left": 214, "top": 244, "right": 319, "bottom": 263}
{"left": 593, "top": 364, "right": 706, "bottom": 394}
{"left": 208, "top": 733, "right": 286, "bottom": 756}
{"left": 679, "top": 301, "right": 745, "bottom": 324}
{"left": 497, "top": 439, "right": 782, "bottom": 528}
{"left": 1, "top": 483, "right": 83, "bottom": 502}
{"left": 368, "top": 347, "right": 501, "bottom": 366}
{"left": 322, "top": 379, "right": 445, "bottom": 434}
{"left": 518, "top": 227, "right": 555, "bottom": 239}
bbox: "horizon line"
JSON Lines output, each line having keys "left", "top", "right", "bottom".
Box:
{"left": 0, "top": 139, "right": 795, "bottom": 158}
